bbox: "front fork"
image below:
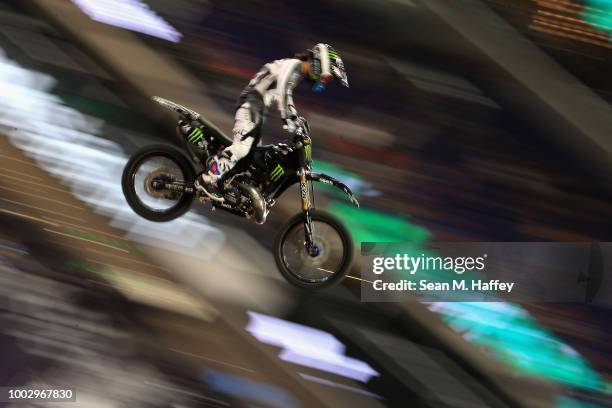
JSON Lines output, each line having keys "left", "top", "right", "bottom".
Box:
{"left": 299, "top": 168, "right": 317, "bottom": 256}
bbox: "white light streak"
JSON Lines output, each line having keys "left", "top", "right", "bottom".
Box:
{"left": 0, "top": 48, "right": 224, "bottom": 259}
{"left": 246, "top": 311, "right": 379, "bottom": 383}
{"left": 71, "top": 0, "right": 182, "bottom": 42}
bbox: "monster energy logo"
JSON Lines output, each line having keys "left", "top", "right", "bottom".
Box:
{"left": 270, "top": 164, "right": 284, "bottom": 181}
{"left": 187, "top": 127, "right": 203, "bottom": 143}
{"left": 305, "top": 144, "right": 312, "bottom": 162}
{"left": 328, "top": 50, "right": 338, "bottom": 60}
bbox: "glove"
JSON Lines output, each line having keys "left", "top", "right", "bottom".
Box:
{"left": 282, "top": 114, "right": 299, "bottom": 133}
{"left": 295, "top": 116, "right": 309, "bottom": 135}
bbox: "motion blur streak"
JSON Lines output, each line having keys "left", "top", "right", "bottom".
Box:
{"left": 71, "top": 0, "right": 182, "bottom": 42}
{"left": 246, "top": 311, "right": 380, "bottom": 383}
{"left": 0, "top": 48, "right": 224, "bottom": 260}
{"left": 426, "top": 301, "right": 605, "bottom": 392}
{"left": 203, "top": 370, "right": 297, "bottom": 408}
{"left": 298, "top": 373, "right": 383, "bottom": 399}
{"left": 0, "top": 259, "right": 191, "bottom": 407}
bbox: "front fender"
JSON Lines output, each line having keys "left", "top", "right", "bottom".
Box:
{"left": 308, "top": 172, "right": 360, "bottom": 207}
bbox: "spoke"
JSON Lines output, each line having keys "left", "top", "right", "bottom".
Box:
{"left": 281, "top": 220, "right": 345, "bottom": 284}
{"left": 133, "top": 156, "right": 185, "bottom": 212}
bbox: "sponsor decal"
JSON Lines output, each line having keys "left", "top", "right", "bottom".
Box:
{"left": 188, "top": 127, "right": 203, "bottom": 143}
{"left": 300, "top": 182, "right": 308, "bottom": 199}
{"left": 270, "top": 164, "right": 284, "bottom": 181}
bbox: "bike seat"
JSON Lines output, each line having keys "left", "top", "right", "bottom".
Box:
{"left": 152, "top": 96, "right": 233, "bottom": 146}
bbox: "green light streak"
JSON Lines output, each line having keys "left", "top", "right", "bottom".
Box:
{"left": 327, "top": 201, "right": 431, "bottom": 243}
{"left": 556, "top": 395, "right": 604, "bottom": 408}
{"left": 583, "top": 1, "right": 612, "bottom": 36}
{"left": 434, "top": 302, "right": 604, "bottom": 392}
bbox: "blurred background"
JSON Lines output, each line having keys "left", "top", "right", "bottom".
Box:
{"left": 0, "top": 0, "right": 611, "bottom": 406}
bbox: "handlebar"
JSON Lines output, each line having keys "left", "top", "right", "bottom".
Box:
{"left": 292, "top": 116, "right": 310, "bottom": 138}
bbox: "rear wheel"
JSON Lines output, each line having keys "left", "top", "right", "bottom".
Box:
{"left": 274, "top": 210, "right": 353, "bottom": 290}
{"left": 121, "top": 144, "right": 195, "bottom": 222}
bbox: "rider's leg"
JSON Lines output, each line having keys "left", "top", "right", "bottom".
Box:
{"left": 205, "top": 133, "right": 255, "bottom": 178}
{"left": 195, "top": 96, "right": 263, "bottom": 200}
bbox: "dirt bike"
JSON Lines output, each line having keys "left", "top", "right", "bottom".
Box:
{"left": 121, "top": 96, "right": 359, "bottom": 289}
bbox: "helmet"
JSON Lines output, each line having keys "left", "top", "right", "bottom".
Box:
{"left": 308, "top": 43, "right": 348, "bottom": 91}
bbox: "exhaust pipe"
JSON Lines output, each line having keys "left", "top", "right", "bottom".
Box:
{"left": 237, "top": 183, "right": 267, "bottom": 224}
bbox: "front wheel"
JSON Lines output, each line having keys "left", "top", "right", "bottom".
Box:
{"left": 274, "top": 210, "right": 353, "bottom": 290}
{"left": 121, "top": 144, "right": 196, "bottom": 222}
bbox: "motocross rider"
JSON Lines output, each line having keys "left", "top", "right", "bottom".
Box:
{"left": 194, "top": 43, "right": 349, "bottom": 200}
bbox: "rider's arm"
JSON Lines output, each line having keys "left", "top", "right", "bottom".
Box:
{"left": 277, "top": 59, "right": 302, "bottom": 122}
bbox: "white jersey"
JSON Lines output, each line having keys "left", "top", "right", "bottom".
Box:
{"left": 241, "top": 58, "right": 303, "bottom": 119}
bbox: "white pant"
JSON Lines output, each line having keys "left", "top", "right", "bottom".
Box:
{"left": 225, "top": 102, "right": 257, "bottom": 160}
{"left": 207, "top": 101, "right": 262, "bottom": 179}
